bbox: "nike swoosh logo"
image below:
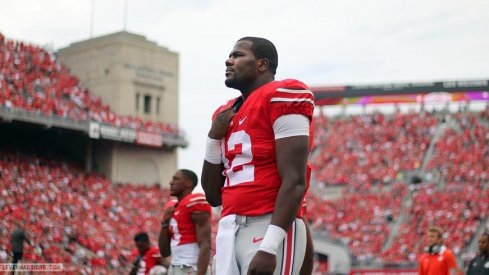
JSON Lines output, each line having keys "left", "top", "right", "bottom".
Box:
{"left": 252, "top": 237, "right": 264, "bottom": 243}
{"left": 239, "top": 117, "right": 247, "bottom": 125}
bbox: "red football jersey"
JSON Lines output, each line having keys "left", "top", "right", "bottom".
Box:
{"left": 164, "top": 199, "right": 178, "bottom": 210}
{"left": 212, "top": 79, "right": 314, "bottom": 217}
{"left": 169, "top": 193, "right": 212, "bottom": 246}
{"left": 136, "top": 246, "right": 161, "bottom": 275}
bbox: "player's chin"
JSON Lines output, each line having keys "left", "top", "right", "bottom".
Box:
{"left": 224, "top": 78, "right": 237, "bottom": 88}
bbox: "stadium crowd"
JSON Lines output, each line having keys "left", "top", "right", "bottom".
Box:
{"left": 0, "top": 33, "right": 182, "bottom": 137}
{"left": 382, "top": 110, "right": 489, "bottom": 263}
{"left": 307, "top": 183, "right": 406, "bottom": 264}
{"left": 310, "top": 108, "right": 489, "bottom": 265}
{"left": 0, "top": 149, "right": 172, "bottom": 274}
{"left": 382, "top": 181, "right": 489, "bottom": 263}
{"left": 1, "top": 32, "right": 489, "bottom": 272}
{"left": 312, "top": 112, "right": 437, "bottom": 191}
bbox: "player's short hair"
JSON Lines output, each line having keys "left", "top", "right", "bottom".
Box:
{"left": 134, "top": 232, "right": 150, "bottom": 243}
{"left": 237, "top": 37, "right": 278, "bottom": 75}
{"left": 428, "top": 226, "right": 443, "bottom": 239}
{"left": 179, "top": 169, "right": 198, "bottom": 189}
{"left": 482, "top": 231, "right": 489, "bottom": 240}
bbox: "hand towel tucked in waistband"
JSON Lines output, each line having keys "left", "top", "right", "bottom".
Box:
{"left": 215, "top": 214, "right": 239, "bottom": 275}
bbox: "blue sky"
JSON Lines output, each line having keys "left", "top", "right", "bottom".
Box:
{"left": 1, "top": 0, "right": 489, "bottom": 185}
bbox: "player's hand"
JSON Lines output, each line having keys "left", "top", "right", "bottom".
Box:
{"left": 247, "top": 250, "right": 276, "bottom": 275}
{"left": 162, "top": 206, "right": 175, "bottom": 223}
{"left": 208, "top": 107, "right": 235, "bottom": 140}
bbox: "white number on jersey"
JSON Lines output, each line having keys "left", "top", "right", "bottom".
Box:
{"left": 169, "top": 218, "right": 181, "bottom": 246}
{"left": 223, "top": 130, "right": 255, "bottom": 186}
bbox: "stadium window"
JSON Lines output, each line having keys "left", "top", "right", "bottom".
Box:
{"left": 156, "top": 97, "right": 160, "bottom": 114}
{"left": 136, "top": 93, "right": 140, "bottom": 111}
{"left": 144, "top": 95, "right": 152, "bottom": 114}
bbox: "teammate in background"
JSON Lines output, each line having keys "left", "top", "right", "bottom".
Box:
{"left": 466, "top": 232, "right": 489, "bottom": 275}
{"left": 158, "top": 169, "right": 212, "bottom": 275}
{"left": 418, "top": 227, "right": 459, "bottom": 275}
{"left": 202, "top": 37, "right": 314, "bottom": 274}
{"left": 130, "top": 232, "right": 167, "bottom": 275}
{"left": 10, "top": 223, "right": 31, "bottom": 273}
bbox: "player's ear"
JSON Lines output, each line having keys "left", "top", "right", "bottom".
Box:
{"left": 185, "top": 179, "right": 193, "bottom": 189}
{"left": 257, "top": 58, "right": 269, "bottom": 73}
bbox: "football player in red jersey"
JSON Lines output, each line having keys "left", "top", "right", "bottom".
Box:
{"left": 159, "top": 169, "right": 212, "bottom": 275}
{"left": 202, "top": 37, "right": 314, "bottom": 275}
{"left": 130, "top": 232, "right": 166, "bottom": 275}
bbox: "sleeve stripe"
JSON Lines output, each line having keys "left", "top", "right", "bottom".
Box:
{"left": 270, "top": 97, "right": 315, "bottom": 105}
{"left": 189, "top": 196, "right": 207, "bottom": 202}
{"left": 276, "top": 88, "right": 313, "bottom": 95}
{"left": 187, "top": 201, "right": 210, "bottom": 207}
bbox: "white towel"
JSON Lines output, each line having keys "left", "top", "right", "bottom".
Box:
{"left": 215, "top": 214, "right": 240, "bottom": 275}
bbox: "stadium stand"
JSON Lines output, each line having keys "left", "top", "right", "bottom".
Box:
{"left": 382, "top": 181, "right": 488, "bottom": 263}
{"left": 0, "top": 32, "right": 181, "bottom": 136}
{"left": 310, "top": 108, "right": 489, "bottom": 267}
{"left": 311, "top": 112, "right": 437, "bottom": 191}
{"left": 0, "top": 149, "right": 173, "bottom": 273}
{"left": 2, "top": 32, "right": 489, "bottom": 272}
{"left": 382, "top": 110, "right": 489, "bottom": 263}
{"left": 307, "top": 182, "right": 406, "bottom": 265}
{"left": 0, "top": 33, "right": 209, "bottom": 273}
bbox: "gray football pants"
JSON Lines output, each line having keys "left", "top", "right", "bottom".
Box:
{"left": 233, "top": 214, "right": 306, "bottom": 275}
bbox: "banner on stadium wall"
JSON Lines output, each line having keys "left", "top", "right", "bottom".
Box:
{"left": 89, "top": 122, "right": 100, "bottom": 139}
{"left": 338, "top": 91, "right": 488, "bottom": 105}
{"left": 89, "top": 124, "right": 166, "bottom": 147}
{"left": 99, "top": 125, "right": 137, "bottom": 142}
{"left": 312, "top": 79, "right": 489, "bottom": 106}
{"left": 136, "top": 131, "right": 163, "bottom": 147}
{"left": 350, "top": 270, "right": 417, "bottom": 275}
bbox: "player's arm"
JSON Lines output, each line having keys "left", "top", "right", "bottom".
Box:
{"left": 248, "top": 133, "right": 310, "bottom": 274}
{"left": 157, "top": 256, "right": 170, "bottom": 268}
{"left": 202, "top": 107, "right": 234, "bottom": 206}
{"left": 191, "top": 211, "right": 212, "bottom": 275}
{"left": 201, "top": 161, "right": 226, "bottom": 207}
{"left": 300, "top": 217, "right": 314, "bottom": 275}
{"left": 158, "top": 206, "right": 174, "bottom": 258}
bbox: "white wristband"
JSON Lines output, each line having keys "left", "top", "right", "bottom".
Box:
{"left": 258, "top": 225, "right": 287, "bottom": 255}
{"left": 205, "top": 137, "right": 222, "bottom": 164}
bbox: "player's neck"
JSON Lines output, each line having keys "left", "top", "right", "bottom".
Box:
{"left": 177, "top": 190, "right": 192, "bottom": 201}
{"left": 240, "top": 75, "right": 274, "bottom": 100}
